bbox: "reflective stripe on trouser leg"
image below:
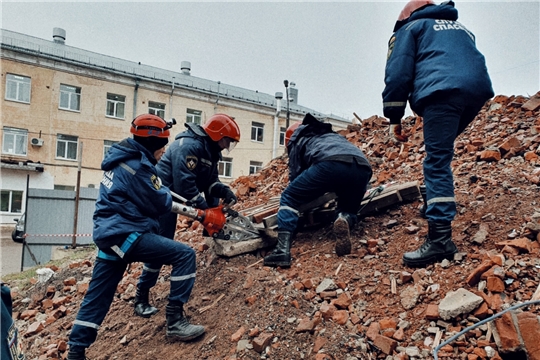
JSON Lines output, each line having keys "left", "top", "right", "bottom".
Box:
{"left": 68, "top": 259, "right": 127, "bottom": 350}
{"left": 137, "top": 263, "right": 162, "bottom": 291}
{"left": 277, "top": 205, "right": 301, "bottom": 233}
{"left": 127, "top": 233, "right": 197, "bottom": 304}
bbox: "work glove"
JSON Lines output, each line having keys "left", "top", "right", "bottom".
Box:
{"left": 389, "top": 122, "right": 408, "bottom": 142}
{"left": 222, "top": 187, "right": 237, "bottom": 205}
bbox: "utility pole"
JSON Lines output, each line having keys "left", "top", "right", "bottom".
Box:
{"left": 284, "top": 80, "right": 290, "bottom": 129}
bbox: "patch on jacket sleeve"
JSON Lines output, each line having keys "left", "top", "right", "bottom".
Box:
{"left": 151, "top": 175, "right": 161, "bottom": 190}
{"left": 186, "top": 155, "right": 198, "bottom": 170}
{"left": 387, "top": 35, "right": 396, "bottom": 60}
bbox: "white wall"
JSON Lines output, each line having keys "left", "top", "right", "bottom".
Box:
{"left": 1, "top": 169, "right": 54, "bottom": 224}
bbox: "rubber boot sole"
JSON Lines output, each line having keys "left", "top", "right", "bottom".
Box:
{"left": 134, "top": 304, "right": 159, "bottom": 318}
{"left": 402, "top": 250, "right": 457, "bottom": 267}
{"left": 263, "top": 257, "right": 291, "bottom": 268}
{"left": 333, "top": 217, "right": 351, "bottom": 256}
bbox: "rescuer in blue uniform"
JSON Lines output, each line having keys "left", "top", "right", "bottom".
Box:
{"left": 131, "top": 114, "right": 240, "bottom": 318}
{"left": 67, "top": 114, "right": 205, "bottom": 360}
{"left": 264, "top": 113, "right": 373, "bottom": 268}
{"left": 383, "top": 0, "right": 494, "bottom": 267}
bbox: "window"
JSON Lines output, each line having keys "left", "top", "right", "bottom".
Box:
{"left": 186, "top": 109, "right": 202, "bottom": 125}
{"left": 218, "top": 157, "right": 233, "bottom": 177}
{"left": 251, "top": 122, "right": 264, "bottom": 142}
{"left": 1, "top": 190, "right": 23, "bottom": 213}
{"left": 103, "top": 140, "right": 118, "bottom": 159}
{"left": 5, "top": 73, "right": 31, "bottom": 103}
{"left": 2, "top": 127, "right": 27, "bottom": 156}
{"left": 106, "top": 93, "right": 125, "bottom": 119}
{"left": 59, "top": 84, "right": 81, "bottom": 111}
{"left": 148, "top": 101, "right": 165, "bottom": 119}
{"left": 279, "top": 127, "right": 286, "bottom": 146}
{"left": 56, "top": 134, "right": 78, "bottom": 160}
{"left": 249, "top": 161, "right": 263, "bottom": 175}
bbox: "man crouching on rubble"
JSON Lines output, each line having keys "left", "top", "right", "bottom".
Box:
{"left": 67, "top": 114, "right": 205, "bottom": 360}
{"left": 264, "top": 113, "right": 373, "bottom": 268}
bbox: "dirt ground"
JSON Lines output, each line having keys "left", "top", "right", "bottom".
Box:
{"left": 5, "top": 93, "right": 540, "bottom": 360}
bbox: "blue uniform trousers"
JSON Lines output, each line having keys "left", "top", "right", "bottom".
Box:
{"left": 68, "top": 232, "right": 196, "bottom": 352}
{"left": 421, "top": 94, "right": 486, "bottom": 222}
{"left": 278, "top": 161, "right": 372, "bottom": 232}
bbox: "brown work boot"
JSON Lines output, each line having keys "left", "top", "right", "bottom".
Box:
{"left": 333, "top": 213, "right": 351, "bottom": 256}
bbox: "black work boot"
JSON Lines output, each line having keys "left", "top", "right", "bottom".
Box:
{"left": 67, "top": 349, "right": 87, "bottom": 360}
{"left": 419, "top": 185, "right": 427, "bottom": 219}
{"left": 402, "top": 221, "right": 458, "bottom": 267}
{"left": 334, "top": 213, "right": 354, "bottom": 256}
{"left": 134, "top": 287, "right": 158, "bottom": 318}
{"left": 263, "top": 231, "right": 292, "bottom": 267}
{"left": 166, "top": 302, "right": 205, "bottom": 341}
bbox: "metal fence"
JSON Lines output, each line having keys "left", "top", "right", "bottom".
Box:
{"left": 21, "top": 187, "right": 98, "bottom": 269}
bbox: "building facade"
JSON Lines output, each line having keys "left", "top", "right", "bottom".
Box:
{"left": 0, "top": 28, "right": 349, "bottom": 224}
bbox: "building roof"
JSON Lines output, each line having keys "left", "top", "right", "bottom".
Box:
{"left": 1, "top": 28, "right": 349, "bottom": 123}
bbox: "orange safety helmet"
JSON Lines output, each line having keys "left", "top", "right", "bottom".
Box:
{"left": 130, "top": 114, "right": 173, "bottom": 138}
{"left": 202, "top": 113, "right": 241, "bottom": 142}
{"left": 285, "top": 122, "right": 301, "bottom": 147}
{"left": 398, "top": 0, "right": 435, "bottom": 21}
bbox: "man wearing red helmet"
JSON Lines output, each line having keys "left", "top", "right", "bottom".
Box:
{"left": 383, "top": 0, "right": 494, "bottom": 267}
{"left": 131, "top": 113, "right": 240, "bottom": 318}
{"left": 264, "top": 113, "right": 373, "bottom": 268}
{"left": 67, "top": 114, "right": 205, "bottom": 360}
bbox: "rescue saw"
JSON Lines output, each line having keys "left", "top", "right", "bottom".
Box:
{"left": 170, "top": 192, "right": 261, "bottom": 242}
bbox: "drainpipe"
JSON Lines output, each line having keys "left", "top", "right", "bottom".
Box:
{"left": 133, "top": 78, "right": 140, "bottom": 117}
{"left": 170, "top": 77, "right": 175, "bottom": 119}
{"left": 273, "top": 92, "right": 283, "bottom": 158}
{"left": 214, "top": 81, "right": 221, "bottom": 113}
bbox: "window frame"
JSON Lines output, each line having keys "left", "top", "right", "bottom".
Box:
{"left": 2, "top": 127, "right": 28, "bottom": 156}
{"left": 0, "top": 189, "right": 23, "bottom": 214}
{"left": 279, "top": 126, "right": 286, "bottom": 146}
{"left": 106, "top": 93, "right": 126, "bottom": 119}
{"left": 148, "top": 101, "right": 166, "bottom": 119}
{"left": 103, "top": 140, "right": 118, "bottom": 159}
{"left": 5, "top": 73, "right": 31, "bottom": 103}
{"left": 251, "top": 121, "right": 264, "bottom": 142}
{"left": 56, "top": 134, "right": 78, "bottom": 161}
{"left": 249, "top": 161, "right": 263, "bottom": 175}
{"left": 59, "top": 84, "right": 81, "bottom": 112}
{"left": 218, "top": 157, "right": 233, "bottom": 178}
{"left": 186, "top": 109, "right": 202, "bottom": 125}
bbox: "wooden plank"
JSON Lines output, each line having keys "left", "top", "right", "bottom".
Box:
{"left": 252, "top": 205, "right": 279, "bottom": 223}
{"left": 358, "top": 190, "right": 402, "bottom": 215}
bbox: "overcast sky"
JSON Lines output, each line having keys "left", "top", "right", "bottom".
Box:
{"left": 1, "top": 1, "right": 538, "bottom": 120}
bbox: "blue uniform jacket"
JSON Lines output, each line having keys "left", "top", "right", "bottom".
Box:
{"left": 156, "top": 123, "right": 226, "bottom": 209}
{"left": 287, "top": 121, "right": 372, "bottom": 182}
{"left": 92, "top": 138, "right": 172, "bottom": 250}
{"left": 382, "top": 1, "right": 494, "bottom": 122}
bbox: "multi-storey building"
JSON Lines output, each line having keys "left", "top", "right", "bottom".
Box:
{"left": 0, "top": 28, "right": 349, "bottom": 224}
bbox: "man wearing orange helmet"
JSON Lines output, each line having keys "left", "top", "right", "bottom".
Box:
{"left": 383, "top": 0, "right": 494, "bottom": 267}
{"left": 68, "top": 114, "right": 205, "bottom": 360}
{"left": 264, "top": 113, "right": 373, "bottom": 268}
{"left": 131, "top": 114, "right": 240, "bottom": 318}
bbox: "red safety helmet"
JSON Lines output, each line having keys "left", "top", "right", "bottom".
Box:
{"left": 130, "top": 114, "right": 172, "bottom": 138}
{"left": 203, "top": 113, "right": 241, "bottom": 142}
{"left": 398, "top": 0, "right": 435, "bottom": 21}
{"left": 285, "top": 122, "right": 301, "bottom": 147}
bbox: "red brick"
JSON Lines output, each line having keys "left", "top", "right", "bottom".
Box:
{"left": 379, "top": 318, "right": 397, "bottom": 330}
{"left": 366, "top": 322, "right": 380, "bottom": 341}
{"left": 486, "top": 276, "right": 505, "bottom": 293}
{"left": 516, "top": 312, "right": 540, "bottom": 360}
{"left": 466, "top": 260, "right": 494, "bottom": 286}
{"left": 425, "top": 304, "right": 439, "bottom": 320}
{"left": 252, "top": 332, "right": 273, "bottom": 353}
{"left": 493, "top": 312, "right": 522, "bottom": 352}
{"left": 373, "top": 334, "right": 397, "bottom": 355}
